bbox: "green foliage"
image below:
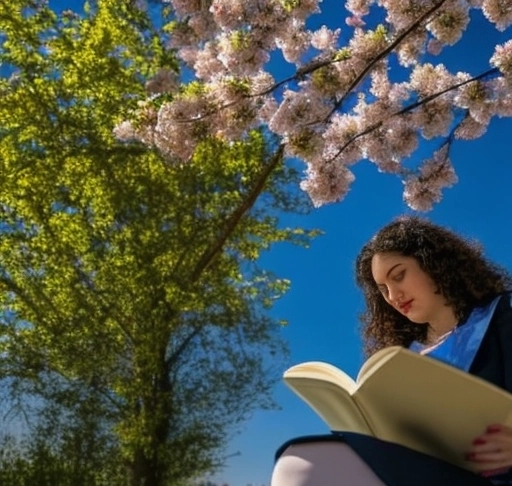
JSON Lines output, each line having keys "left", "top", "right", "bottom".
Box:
{"left": 280, "top": 0, "right": 301, "bottom": 13}
{"left": 0, "top": 1, "right": 317, "bottom": 485}
{"left": 334, "top": 47, "right": 352, "bottom": 61}
{"left": 0, "top": 431, "right": 124, "bottom": 486}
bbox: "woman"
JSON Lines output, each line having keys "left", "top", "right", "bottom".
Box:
{"left": 271, "top": 216, "right": 512, "bottom": 486}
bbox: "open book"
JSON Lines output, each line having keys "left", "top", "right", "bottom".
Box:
{"left": 283, "top": 346, "right": 512, "bottom": 471}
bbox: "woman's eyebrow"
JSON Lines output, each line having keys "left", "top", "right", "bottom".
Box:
{"left": 386, "top": 263, "right": 403, "bottom": 278}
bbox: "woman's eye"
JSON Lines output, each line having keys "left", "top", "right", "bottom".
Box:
{"left": 393, "top": 270, "right": 405, "bottom": 281}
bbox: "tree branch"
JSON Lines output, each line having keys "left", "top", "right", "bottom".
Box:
{"left": 188, "top": 144, "right": 284, "bottom": 284}
{"left": 173, "top": 0, "right": 451, "bottom": 129}
{"left": 165, "top": 326, "right": 202, "bottom": 369}
{"left": 325, "top": 0, "right": 451, "bottom": 120}
{"left": 330, "top": 67, "right": 499, "bottom": 162}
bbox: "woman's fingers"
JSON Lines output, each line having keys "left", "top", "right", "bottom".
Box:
{"left": 467, "top": 424, "right": 512, "bottom": 474}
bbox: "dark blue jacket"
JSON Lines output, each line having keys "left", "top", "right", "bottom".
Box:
{"left": 342, "top": 292, "right": 512, "bottom": 486}
{"left": 470, "top": 292, "right": 512, "bottom": 394}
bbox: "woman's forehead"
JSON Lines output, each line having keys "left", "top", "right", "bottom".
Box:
{"left": 371, "top": 252, "right": 415, "bottom": 279}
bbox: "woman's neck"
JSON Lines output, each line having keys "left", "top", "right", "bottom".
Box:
{"left": 426, "top": 306, "right": 458, "bottom": 344}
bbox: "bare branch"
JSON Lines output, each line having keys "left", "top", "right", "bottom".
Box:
{"left": 188, "top": 144, "right": 284, "bottom": 283}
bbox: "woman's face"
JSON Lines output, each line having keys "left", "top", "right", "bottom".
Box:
{"left": 371, "top": 252, "right": 454, "bottom": 327}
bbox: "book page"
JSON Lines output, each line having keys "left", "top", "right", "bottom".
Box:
{"left": 356, "top": 346, "right": 403, "bottom": 384}
{"left": 284, "top": 361, "right": 372, "bottom": 435}
{"left": 353, "top": 348, "right": 512, "bottom": 470}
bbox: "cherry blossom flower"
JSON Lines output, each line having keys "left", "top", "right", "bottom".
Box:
{"left": 217, "top": 32, "right": 270, "bottom": 76}
{"left": 113, "top": 120, "right": 137, "bottom": 142}
{"left": 346, "top": 0, "right": 371, "bottom": 18}
{"left": 403, "top": 147, "right": 457, "bottom": 211}
{"left": 454, "top": 114, "right": 488, "bottom": 139}
{"left": 454, "top": 80, "right": 495, "bottom": 125}
{"left": 409, "top": 63, "right": 456, "bottom": 96}
{"left": 115, "top": 0, "right": 512, "bottom": 211}
{"left": 490, "top": 40, "right": 512, "bottom": 79}
{"left": 491, "top": 78, "right": 512, "bottom": 116}
{"left": 311, "top": 26, "right": 341, "bottom": 51}
{"left": 482, "top": 0, "right": 512, "bottom": 31}
{"left": 426, "top": 0, "right": 470, "bottom": 45}
{"left": 168, "top": 0, "right": 204, "bottom": 18}
{"left": 396, "top": 30, "right": 428, "bottom": 67}
{"left": 346, "top": 16, "right": 366, "bottom": 28}
{"left": 290, "top": 0, "right": 322, "bottom": 21}
{"left": 300, "top": 160, "right": 355, "bottom": 207}
{"left": 269, "top": 88, "right": 331, "bottom": 136}
{"left": 382, "top": 118, "right": 419, "bottom": 159}
{"left": 286, "top": 129, "right": 325, "bottom": 161}
{"left": 323, "top": 113, "right": 363, "bottom": 164}
{"left": 381, "top": 0, "right": 434, "bottom": 30}
{"left": 275, "top": 19, "right": 311, "bottom": 64}
{"left": 210, "top": 0, "right": 247, "bottom": 30}
{"left": 145, "top": 68, "right": 179, "bottom": 95}
{"left": 411, "top": 100, "right": 454, "bottom": 139}
{"left": 427, "top": 38, "right": 445, "bottom": 55}
{"left": 193, "top": 42, "right": 226, "bottom": 80}
{"left": 350, "top": 27, "right": 389, "bottom": 64}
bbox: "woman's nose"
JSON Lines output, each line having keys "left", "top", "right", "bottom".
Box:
{"left": 387, "top": 285, "right": 403, "bottom": 303}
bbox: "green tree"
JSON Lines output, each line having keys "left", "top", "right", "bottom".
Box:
{"left": 0, "top": 428, "right": 123, "bottom": 486}
{"left": 0, "top": 1, "right": 316, "bottom": 485}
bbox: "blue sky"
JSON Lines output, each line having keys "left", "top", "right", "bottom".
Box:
{"left": 39, "top": 1, "right": 512, "bottom": 485}
{"left": 215, "top": 140, "right": 512, "bottom": 486}
{"left": 206, "top": 4, "right": 512, "bottom": 486}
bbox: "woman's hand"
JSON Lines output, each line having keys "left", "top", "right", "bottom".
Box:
{"left": 467, "top": 424, "right": 512, "bottom": 476}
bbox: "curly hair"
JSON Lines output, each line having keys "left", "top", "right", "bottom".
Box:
{"left": 355, "top": 216, "right": 512, "bottom": 357}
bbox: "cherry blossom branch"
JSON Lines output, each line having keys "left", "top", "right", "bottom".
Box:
{"left": 330, "top": 67, "right": 500, "bottom": 162}
{"left": 257, "top": 0, "right": 451, "bottom": 107}
{"left": 325, "top": 0, "right": 451, "bottom": 120}
{"left": 121, "top": 1, "right": 512, "bottom": 210}
{"left": 172, "top": 57, "right": 338, "bottom": 125}
{"left": 174, "top": 0, "right": 451, "bottom": 126}
{"left": 256, "top": 57, "right": 339, "bottom": 97}
{"left": 397, "top": 67, "right": 499, "bottom": 115}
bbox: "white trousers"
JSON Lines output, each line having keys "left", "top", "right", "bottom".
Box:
{"left": 270, "top": 441, "right": 387, "bottom": 486}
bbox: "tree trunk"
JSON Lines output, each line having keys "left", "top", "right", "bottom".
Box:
{"left": 129, "top": 347, "right": 172, "bottom": 486}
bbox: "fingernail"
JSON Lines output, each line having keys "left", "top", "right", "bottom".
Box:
{"left": 473, "top": 438, "right": 487, "bottom": 445}
{"left": 487, "top": 425, "right": 502, "bottom": 433}
{"left": 481, "top": 467, "right": 509, "bottom": 477}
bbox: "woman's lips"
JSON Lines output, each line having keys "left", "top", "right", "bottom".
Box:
{"left": 399, "top": 299, "right": 414, "bottom": 313}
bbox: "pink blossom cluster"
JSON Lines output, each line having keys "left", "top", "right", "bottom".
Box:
{"left": 116, "top": 0, "right": 512, "bottom": 211}
{"left": 403, "top": 145, "right": 458, "bottom": 211}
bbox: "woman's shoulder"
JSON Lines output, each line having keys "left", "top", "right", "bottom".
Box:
{"left": 488, "top": 291, "right": 512, "bottom": 331}
{"left": 494, "top": 291, "right": 512, "bottom": 313}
